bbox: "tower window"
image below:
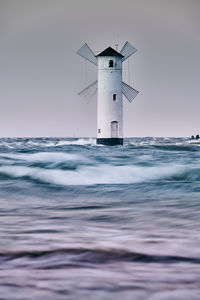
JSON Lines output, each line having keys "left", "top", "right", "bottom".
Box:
{"left": 98, "top": 129, "right": 101, "bottom": 133}
{"left": 109, "top": 60, "right": 114, "bottom": 67}
{"left": 113, "top": 94, "right": 116, "bottom": 100}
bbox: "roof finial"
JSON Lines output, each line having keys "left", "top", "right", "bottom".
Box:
{"left": 115, "top": 43, "right": 119, "bottom": 51}
{"left": 115, "top": 33, "right": 119, "bottom": 51}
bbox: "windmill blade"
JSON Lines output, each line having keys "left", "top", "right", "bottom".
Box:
{"left": 78, "top": 80, "right": 98, "bottom": 100}
{"left": 122, "top": 81, "right": 139, "bottom": 103}
{"left": 77, "top": 43, "right": 98, "bottom": 66}
{"left": 120, "top": 41, "right": 137, "bottom": 62}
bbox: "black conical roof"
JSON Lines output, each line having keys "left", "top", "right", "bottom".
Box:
{"left": 96, "top": 47, "right": 124, "bottom": 57}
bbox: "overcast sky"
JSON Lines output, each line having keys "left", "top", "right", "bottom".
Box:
{"left": 0, "top": 0, "right": 200, "bottom": 137}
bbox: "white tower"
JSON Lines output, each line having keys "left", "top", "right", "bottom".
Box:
{"left": 77, "top": 42, "right": 139, "bottom": 145}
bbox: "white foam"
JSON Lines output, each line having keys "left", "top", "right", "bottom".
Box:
{"left": 0, "top": 141, "right": 24, "bottom": 148}
{"left": 0, "top": 152, "right": 84, "bottom": 163}
{"left": 55, "top": 138, "right": 96, "bottom": 146}
{"left": 186, "top": 139, "right": 200, "bottom": 144}
{"left": 0, "top": 138, "right": 96, "bottom": 149}
{"left": 0, "top": 163, "right": 186, "bottom": 186}
{"left": 26, "top": 141, "right": 56, "bottom": 147}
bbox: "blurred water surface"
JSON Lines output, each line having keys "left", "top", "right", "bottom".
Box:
{"left": 0, "top": 137, "right": 200, "bottom": 299}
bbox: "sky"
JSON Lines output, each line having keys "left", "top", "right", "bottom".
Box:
{"left": 0, "top": 0, "right": 200, "bottom": 137}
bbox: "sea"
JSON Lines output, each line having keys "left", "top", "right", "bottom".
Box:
{"left": 0, "top": 137, "right": 200, "bottom": 300}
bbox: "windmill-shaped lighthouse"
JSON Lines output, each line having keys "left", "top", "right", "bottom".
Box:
{"left": 77, "top": 42, "right": 139, "bottom": 145}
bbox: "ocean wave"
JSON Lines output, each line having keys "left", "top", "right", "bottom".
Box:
{"left": 0, "top": 152, "right": 85, "bottom": 163}
{"left": 126, "top": 138, "right": 200, "bottom": 150}
{"left": 0, "top": 163, "right": 193, "bottom": 186}
{"left": 0, "top": 138, "right": 97, "bottom": 149}
{"left": 1, "top": 138, "right": 199, "bottom": 150}
{"left": 186, "top": 139, "right": 200, "bottom": 144}
{"left": 154, "top": 144, "right": 199, "bottom": 152}
{"left": 1, "top": 248, "right": 200, "bottom": 267}
{"left": 55, "top": 138, "right": 96, "bottom": 146}
{"left": 25, "top": 140, "right": 56, "bottom": 147}
{"left": 127, "top": 142, "right": 199, "bottom": 152}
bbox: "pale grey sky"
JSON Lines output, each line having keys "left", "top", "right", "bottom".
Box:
{"left": 0, "top": 0, "right": 200, "bottom": 137}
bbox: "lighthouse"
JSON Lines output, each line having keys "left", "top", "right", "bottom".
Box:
{"left": 77, "top": 42, "right": 139, "bottom": 145}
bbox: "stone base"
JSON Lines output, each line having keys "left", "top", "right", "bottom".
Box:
{"left": 96, "top": 138, "right": 123, "bottom": 146}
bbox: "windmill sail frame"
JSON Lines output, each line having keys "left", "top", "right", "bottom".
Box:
{"left": 78, "top": 80, "right": 98, "bottom": 99}
{"left": 77, "top": 43, "right": 98, "bottom": 66}
{"left": 122, "top": 81, "right": 139, "bottom": 103}
{"left": 120, "top": 41, "right": 137, "bottom": 62}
